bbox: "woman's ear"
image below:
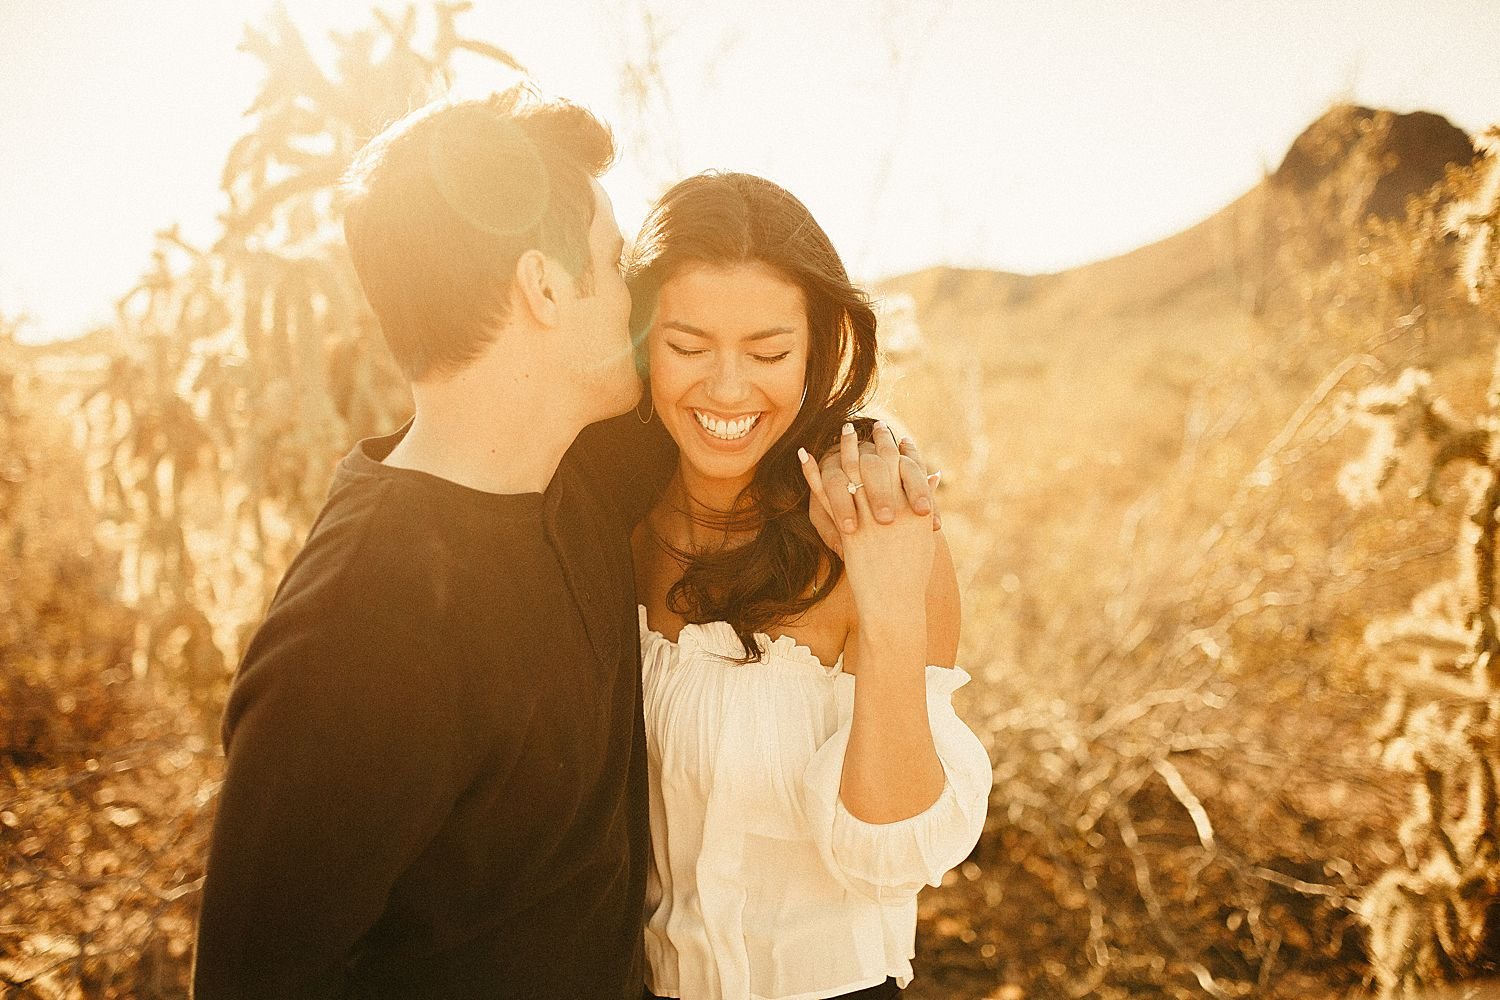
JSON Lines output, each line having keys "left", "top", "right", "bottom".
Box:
{"left": 513, "top": 249, "right": 559, "bottom": 327}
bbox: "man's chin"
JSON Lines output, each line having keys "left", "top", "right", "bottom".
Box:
{"left": 597, "top": 377, "right": 645, "bottom": 420}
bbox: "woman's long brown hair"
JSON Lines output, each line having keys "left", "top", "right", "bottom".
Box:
{"left": 626, "top": 172, "right": 880, "bottom": 663}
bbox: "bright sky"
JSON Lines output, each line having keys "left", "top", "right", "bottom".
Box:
{"left": 2, "top": 0, "right": 1498, "bottom": 343}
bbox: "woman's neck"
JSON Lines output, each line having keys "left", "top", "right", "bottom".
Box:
{"left": 656, "top": 464, "right": 759, "bottom": 552}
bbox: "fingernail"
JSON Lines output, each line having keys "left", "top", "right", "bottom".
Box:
{"left": 873, "top": 419, "right": 886, "bottom": 433}
{"left": 933, "top": 512, "right": 943, "bottom": 531}
{"left": 901, "top": 437, "right": 915, "bottom": 448}
{"left": 797, "top": 447, "right": 810, "bottom": 463}
{"left": 927, "top": 470, "right": 942, "bottom": 486}
{"left": 878, "top": 507, "right": 893, "bottom": 521}
{"left": 915, "top": 497, "right": 932, "bottom": 514}
{"left": 842, "top": 422, "right": 854, "bottom": 435}
{"left": 842, "top": 518, "right": 857, "bottom": 533}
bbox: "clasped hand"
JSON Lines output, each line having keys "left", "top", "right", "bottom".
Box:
{"left": 799, "top": 421, "right": 936, "bottom": 612}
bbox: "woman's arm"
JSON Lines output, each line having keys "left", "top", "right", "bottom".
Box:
{"left": 800, "top": 420, "right": 955, "bottom": 823}
{"left": 798, "top": 431, "right": 991, "bottom": 897}
{"left": 925, "top": 530, "right": 961, "bottom": 667}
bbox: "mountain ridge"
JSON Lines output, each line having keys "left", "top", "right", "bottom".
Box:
{"left": 872, "top": 104, "right": 1483, "bottom": 626}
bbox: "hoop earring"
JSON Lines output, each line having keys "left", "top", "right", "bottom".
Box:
{"left": 635, "top": 392, "right": 655, "bottom": 424}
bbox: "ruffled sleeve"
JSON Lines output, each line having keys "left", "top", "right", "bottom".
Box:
{"left": 801, "top": 665, "right": 994, "bottom": 903}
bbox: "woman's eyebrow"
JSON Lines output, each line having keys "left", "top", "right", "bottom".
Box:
{"left": 662, "top": 320, "right": 798, "bottom": 340}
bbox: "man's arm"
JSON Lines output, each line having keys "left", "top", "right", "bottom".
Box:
{"left": 192, "top": 625, "right": 479, "bottom": 999}
{"left": 571, "top": 411, "right": 935, "bottom": 543}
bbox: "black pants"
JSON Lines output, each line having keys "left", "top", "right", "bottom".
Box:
{"left": 644, "top": 979, "right": 901, "bottom": 1000}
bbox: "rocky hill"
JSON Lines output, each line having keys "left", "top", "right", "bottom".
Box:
{"left": 876, "top": 105, "right": 1482, "bottom": 648}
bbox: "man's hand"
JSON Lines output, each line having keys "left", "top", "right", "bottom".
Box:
{"left": 803, "top": 421, "right": 941, "bottom": 556}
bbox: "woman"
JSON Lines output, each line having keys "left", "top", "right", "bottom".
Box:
{"left": 626, "top": 172, "right": 993, "bottom": 1000}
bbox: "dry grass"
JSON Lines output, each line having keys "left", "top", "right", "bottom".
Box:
{"left": 880, "top": 111, "right": 1500, "bottom": 998}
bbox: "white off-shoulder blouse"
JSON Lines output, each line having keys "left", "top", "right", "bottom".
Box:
{"left": 639, "top": 607, "right": 993, "bottom": 1000}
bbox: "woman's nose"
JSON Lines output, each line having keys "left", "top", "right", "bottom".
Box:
{"left": 705, "top": 356, "right": 750, "bottom": 403}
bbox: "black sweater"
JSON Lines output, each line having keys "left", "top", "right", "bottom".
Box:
{"left": 193, "top": 415, "right": 672, "bottom": 999}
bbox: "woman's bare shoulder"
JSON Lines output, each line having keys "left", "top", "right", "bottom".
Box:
{"left": 764, "top": 561, "right": 853, "bottom": 671}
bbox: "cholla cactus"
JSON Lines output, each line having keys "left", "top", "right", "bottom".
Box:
{"left": 1342, "top": 139, "right": 1500, "bottom": 997}
{"left": 1339, "top": 369, "right": 1489, "bottom": 512}
{"left": 1361, "top": 699, "right": 1500, "bottom": 993}
{"left": 1448, "top": 129, "right": 1500, "bottom": 311}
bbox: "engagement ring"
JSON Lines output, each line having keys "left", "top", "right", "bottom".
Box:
{"left": 847, "top": 481, "right": 864, "bottom": 494}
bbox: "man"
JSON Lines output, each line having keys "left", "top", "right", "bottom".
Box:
{"left": 193, "top": 88, "right": 931, "bottom": 999}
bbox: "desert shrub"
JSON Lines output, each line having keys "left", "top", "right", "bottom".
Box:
{"left": 0, "top": 338, "right": 214, "bottom": 999}
{"left": 902, "top": 111, "right": 1497, "bottom": 1000}
{"left": 75, "top": 5, "right": 527, "bottom": 689}
{"left": 1333, "top": 130, "right": 1500, "bottom": 998}
{"left": 1, "top": 7, "right": 524, "bottom": 997}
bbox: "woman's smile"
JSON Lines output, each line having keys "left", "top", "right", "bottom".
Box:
{"left": 648, "top": 261, "right": 810, "bottom": 496}
{"left": 691, "top": 409, "right": 762, "bottom": 442}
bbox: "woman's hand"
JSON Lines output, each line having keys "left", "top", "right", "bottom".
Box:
{"left": 805, "top": 427, "right": 940, "bottom": 558}
{"left": 800, "top": 421, "right": 934, "bottom": 619}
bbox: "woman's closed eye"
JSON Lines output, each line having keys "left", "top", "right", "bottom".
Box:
{"left": 667, "top": 343, "right": 791, "bottom": 365}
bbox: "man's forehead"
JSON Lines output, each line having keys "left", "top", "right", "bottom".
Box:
{"left": 589, "top": 178, "right": 615, "bottom": 216}
{"left": 589, "top": 178, "right": 623, "bottom": 239}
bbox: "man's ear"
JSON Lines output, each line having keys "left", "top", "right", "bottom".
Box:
{"left": 513, "top": 249, "right": 559, "bottom": 328}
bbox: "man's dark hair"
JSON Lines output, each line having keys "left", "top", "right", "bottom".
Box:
{"left": 342, "top": 87, "right": 615, "bottom": 381}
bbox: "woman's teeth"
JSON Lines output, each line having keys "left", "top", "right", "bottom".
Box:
{"left": 694, "top": 410, "right": 761, "bottom": 440}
